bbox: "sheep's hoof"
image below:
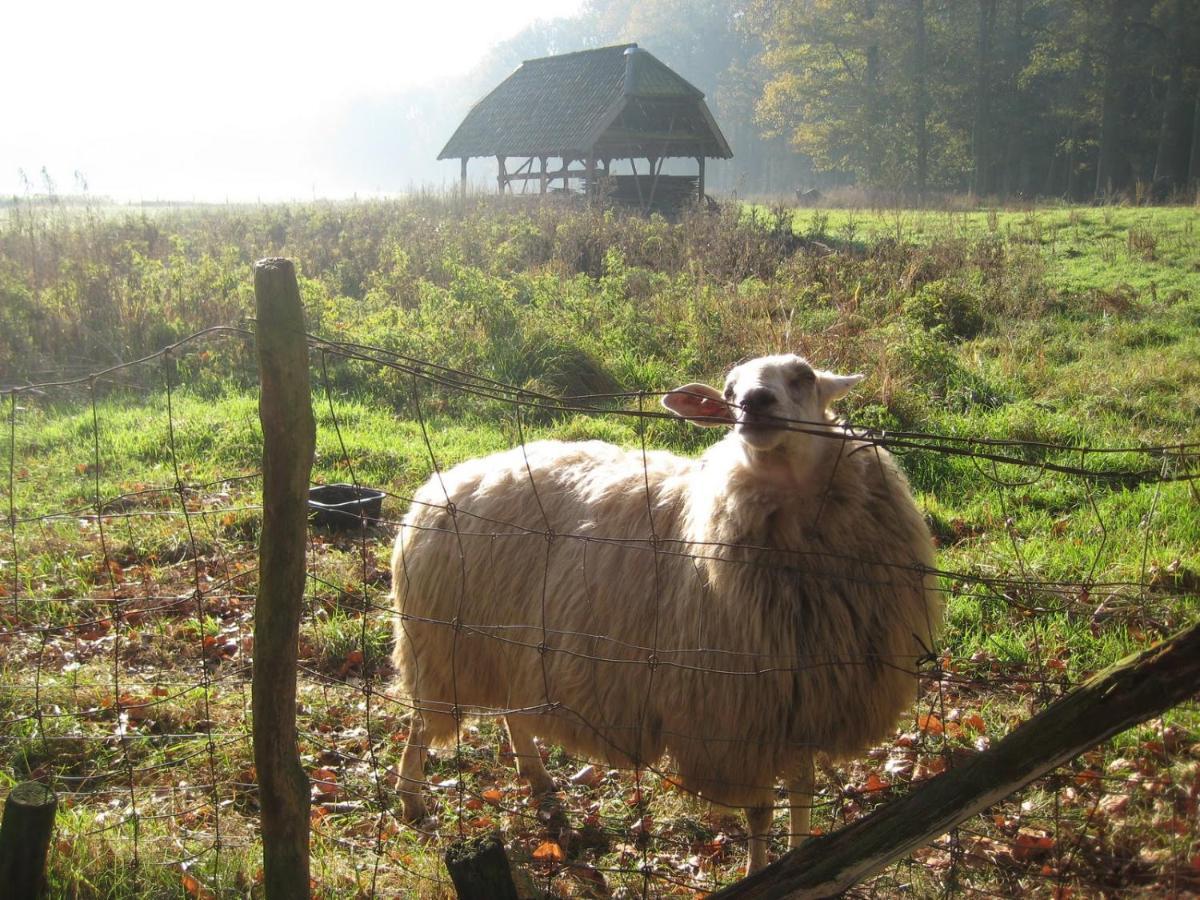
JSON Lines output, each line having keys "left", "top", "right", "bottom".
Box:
{"left": 400, "top": 797, "right": 429, "bottom": 824}
{"left": 527, "top": 776, "right": 557, "bottom": 798}
{"left": 531, "top": 791, "right": 570, "bottom": 831}
{"left": 402, "top": 812, "right": 439, "bottom": 837}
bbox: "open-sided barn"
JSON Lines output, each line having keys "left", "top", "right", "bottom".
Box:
{"left": 439, "top": 43, "right": 733, "bottom": 211}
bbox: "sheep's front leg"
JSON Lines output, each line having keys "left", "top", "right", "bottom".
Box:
{"left": 505, "top": 716, "right": 555, "bottom": 796}
{"left": 398, "top": 715, "right": 430, "bottom": 822}
{"left": 744, "top": 804, "right": 773, "bottom": 875}
{"left": 787, "top": 753, "right": 815, "bottom": 849}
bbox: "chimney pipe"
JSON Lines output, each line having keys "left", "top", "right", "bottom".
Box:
{"left": 623, "top": 45, "right": 640, "bottom": 96}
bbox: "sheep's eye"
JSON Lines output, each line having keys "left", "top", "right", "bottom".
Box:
{"left": 723, "top": 385, "right": 734, "bottom": 400}
{"left": 790, "top": 368, "right": 815, "bottom": 386}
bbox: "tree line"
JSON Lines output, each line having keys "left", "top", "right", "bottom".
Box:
{"left": 749, "top": 0, "right": 1200, "bottom": 199}
{"left": 477, "top": 0, "right": 1200, "bottom": 199}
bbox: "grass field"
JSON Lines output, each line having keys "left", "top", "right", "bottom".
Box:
{"left": 1, "top": 195, "right": 1198, "bottom": 897}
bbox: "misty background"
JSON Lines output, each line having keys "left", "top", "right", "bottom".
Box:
{"left": 6, "top": 0, "right": 1199, "bottom": 203}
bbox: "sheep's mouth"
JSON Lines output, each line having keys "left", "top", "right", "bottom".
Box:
{"left": 735, "top": 420, "right": 786, "bottom": 448}
{"left": 737, "top": 421, "right": 778, "bottom": 434}
{"left": 736, "top": 411, "right": 787, "bottom": 432}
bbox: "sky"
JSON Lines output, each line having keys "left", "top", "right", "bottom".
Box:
{"left": 4, "top": 0, "right": 583, "bottom": 202}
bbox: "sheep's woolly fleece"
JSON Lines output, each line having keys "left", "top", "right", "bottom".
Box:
{"left": 391, "top": 354, "right": 941, "bottom": 870}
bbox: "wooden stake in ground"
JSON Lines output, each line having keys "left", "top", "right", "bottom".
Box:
{"left": 0, "top": 781, "right": 57, "bottom": 898}
{"left": 253, "top": 258, "right": 316, "bottom": 899}
{"left": 444, "top": 833, "right": 520, "bottom": 900}
{"left": 712, "top": 620, "right": 1200, "bottom": 899}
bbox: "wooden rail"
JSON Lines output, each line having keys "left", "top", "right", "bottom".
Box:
{"left": 712, "top": 620, "right": 1200, "bottom": 899}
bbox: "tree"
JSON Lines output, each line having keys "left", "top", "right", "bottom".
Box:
{"left": 1152, "top": 0, "right": 1200, "bottom": 191}
{"left": 971, "top": 0, "right": 998, "bottom": 195}
{"left": 911, "top": 0, "right": 930, "bottom": 199}
{"left": 752, "top": 1, "right": 905, "bottom": 187}
{"left": 750, "top": 0, "right": 971, "bottom": 195}
{"left": 1094, "top": 0, "right": 1135, "bottom": 196}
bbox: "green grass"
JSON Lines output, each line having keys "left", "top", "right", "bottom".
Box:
{"left": 1, "top": 196, "right": 1198, "bottom": 897}
{"left": 773, "top": 204, "right": 1200, "bottom": 295}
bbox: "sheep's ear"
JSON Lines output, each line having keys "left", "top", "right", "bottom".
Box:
{"left": 662, "top": 383, "right": 734, "bottom": 427}
{"left": 817, "top": 371, "right": 865, "bottom": 406}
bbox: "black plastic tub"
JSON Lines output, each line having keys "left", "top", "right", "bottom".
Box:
{"left": 308, "top": 484, "right": 385, "bottom": 530}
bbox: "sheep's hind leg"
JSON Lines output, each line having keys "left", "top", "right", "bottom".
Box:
{"left": 744, "top": 804, "right": 773, "bottom": 875}
{"left": 787, "top": 753, "right": 816, "bottom": 849}
{"left": 505, "top": 716, "right": 555, "bottom": 796}
{"left": 398, "top": 714, "right": 430, "bottom": 822}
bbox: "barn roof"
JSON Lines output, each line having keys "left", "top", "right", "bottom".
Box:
{"left": 438, "top": 44, "right": 732, "bottom": 161}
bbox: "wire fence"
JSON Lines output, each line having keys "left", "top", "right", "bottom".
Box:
{"left": 2, "top": 324, "right": 1198, "bottom": 897}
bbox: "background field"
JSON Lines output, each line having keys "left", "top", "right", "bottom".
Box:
{"left": 1, "top": 195, "right": 1198, "bottom": 897}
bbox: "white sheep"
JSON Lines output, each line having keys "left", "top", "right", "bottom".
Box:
{"left": 391, "top": 354, "right": 941, "bottom": 873}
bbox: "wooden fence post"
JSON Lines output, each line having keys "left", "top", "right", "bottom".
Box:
{"left": 444, "top": 834, "right": 520, "bottom": 900}
{"left": 0, "top": 782, "right": 57, "bottom": 898}
{"left": 254, "top": 258, "right": 315, "bottom": 899}
{"left": 711, "top": 619, "right": 1200, "bottom": 899}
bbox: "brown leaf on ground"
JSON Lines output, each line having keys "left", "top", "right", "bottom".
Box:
{"left": 533, "top": 840, "right": 565, "bottom": 862}
{"left": 181, "top": 872, "right": 215, "bottom": 899}
{"left": 311, "top": 767, "right": 339, "bottom": 802}
{"left": 917, "top": 713, "right": 944, "bottom": 735}
{"left": 1011, "top": 828, "right": 1055, "bottom": 862}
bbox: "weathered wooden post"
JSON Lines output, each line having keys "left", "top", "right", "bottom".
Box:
{"left": 444, "top": 834, "right": 520, "bottom": 900}
{"left": 0, "top": 781, "right": 57, "bottom": 898}
{"left": 460, "top": 157, "right": 468, "bottom": 198}
{"left": 253, "top": 258, "right": 315, "bottom": 899}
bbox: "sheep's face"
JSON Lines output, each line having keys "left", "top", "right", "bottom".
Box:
{"left": 662, "top": 354, "right": 863, "bottom": 453}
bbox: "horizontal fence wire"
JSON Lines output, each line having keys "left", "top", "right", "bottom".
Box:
{"left": 0, "top": 325, "right": 1197, "bottom": 897}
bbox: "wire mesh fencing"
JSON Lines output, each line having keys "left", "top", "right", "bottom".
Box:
{"left": 2, "top": 324, "right": 1198, "bottom": 898}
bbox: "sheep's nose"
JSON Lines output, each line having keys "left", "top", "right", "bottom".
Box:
{"left": 740, "top": 388, "right": 776, "bottom": 413}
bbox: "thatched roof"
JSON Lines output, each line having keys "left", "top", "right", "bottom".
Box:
{"left": 438, "top": 44, "right": 732, "bottom": 161}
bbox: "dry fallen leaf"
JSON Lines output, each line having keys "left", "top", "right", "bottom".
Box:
{"left": 962, "top": 712, "right": 986, "bottom": 733}
{"left": 917, "top": 714, "right": 944, "bottom": 735}
{"left": 532, "top": 840, "right": 565, "bottom": 862}
{"left": 311, "top": 767, "right": 339, "bottom": 801}
{"left": 1011, "top": 828, "right": 1055, "bottom": 862}
{"left": 1098, "top": 793, "right": 1129, "bottom": 817}
{"left": 181, "top": 872, "right": 215, "bottom": 899}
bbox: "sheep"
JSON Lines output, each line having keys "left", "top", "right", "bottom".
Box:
{"left": 390, "top": 354, "right": 941, "bottom": 874}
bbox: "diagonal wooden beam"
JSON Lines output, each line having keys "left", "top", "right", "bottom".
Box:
{"left": 712, "top": 620, "right": 1200, "bottom": 899}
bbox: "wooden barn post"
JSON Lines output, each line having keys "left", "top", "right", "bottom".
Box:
{"left": 253, "top": 258, "right": 315, "bottom": 899}
{"left": 697, "top": 156, "right": 706, "bottom": 202}
{"left": 460, "top": 158, "right": 468, "bottom": 198}
{"left": 496, "top": 156, "right": 508, "bottom": 194}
